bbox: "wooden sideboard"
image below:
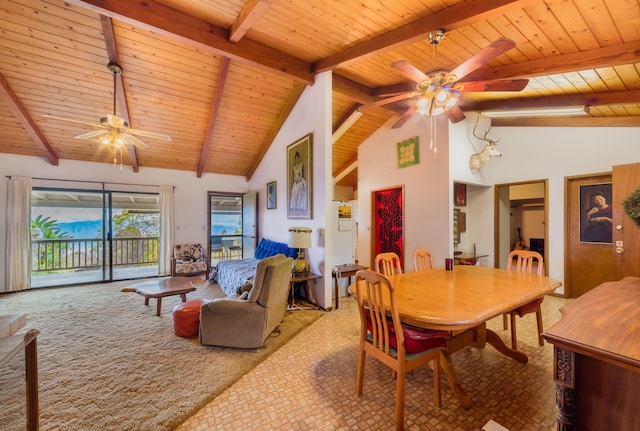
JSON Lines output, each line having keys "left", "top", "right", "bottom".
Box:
{"left": 542, "top": 277, "right": 640, "bottom": 431}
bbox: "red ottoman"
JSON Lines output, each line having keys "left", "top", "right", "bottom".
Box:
{"left": 173, "top": 299, "right": 207, "bottom": 337}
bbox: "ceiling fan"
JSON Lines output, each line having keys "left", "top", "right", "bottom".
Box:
{"left": 44, "top": 62, "right": 172, "bottom": 164}
{"left": 360, "top": 31, "right": 529, "bottom": 128}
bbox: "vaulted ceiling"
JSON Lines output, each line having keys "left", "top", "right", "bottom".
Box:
{"left": 1, "top": 0, "right": 639, "bottom": 189}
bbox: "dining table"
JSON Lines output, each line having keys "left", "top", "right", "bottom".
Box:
{"left": 348, "top": 265, "right": 562, "bottom": 408}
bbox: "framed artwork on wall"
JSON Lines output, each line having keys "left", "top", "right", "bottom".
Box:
{"left": 372, "top": 185, "right": 404, "bottom": 268}
{"left": 287, "top": 133, "right": 313, "bottom": 219}
{"left": 397, "top": 136, "right": 419, "bottom": 168}
{"left": 266, "top": 181, "right": 276, "bottom": 209}
{"left": 580, "top": 183, "right": 612, "bottom": 243}
{"left": 454, "top": 182, "right": 467, "bottom": 206}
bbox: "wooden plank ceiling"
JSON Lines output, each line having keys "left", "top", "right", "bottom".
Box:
{"left": 1, "top": 0, "right": 639, "bottom": 189}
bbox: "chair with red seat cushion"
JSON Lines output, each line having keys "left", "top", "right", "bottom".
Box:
{"left": 354, "top": 269, "right": 453, "bottom": 431}
{"left": 504, "top": 250, "right": 545, "bottom": 350}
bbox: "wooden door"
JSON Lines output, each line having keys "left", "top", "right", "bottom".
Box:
{"left": 565, "top": 173, "right": 614, "bottom": 297}
{"left": 612, "top": 163, "right": 640, "bottom": 279}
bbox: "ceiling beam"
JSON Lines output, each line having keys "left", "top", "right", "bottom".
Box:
{"left": 0, "top": 72, "right": 59, "bottom": 165}
{"left": 246, "top": 82, "right": 306, "bottom": 180}
{"left": 333, "top": 107, "right": 363, "bottom": 144}
{"left": 70, "top": 0, "right": 313, "bottom": 85}
{"left": 459, "top": 89, "right": 640, "bottom": 111}
{"left": 333, "top": 158, "right": 358, "bottom": 185}
{"left": 229, "top": 0, "right": 273, "bottom": 43}
{"left": 464, "top": 41, "right": 640, "bottom": 82}
{"left": 491, "top": 116, "right": 640, "bottom": 127}
{"left": 333, "top": 75, "right": 405, "bottom": 116}
{"left": 198, "top": 56, "right": 231, "bottom": 178}
{"left": 100, "top": 15, "right": 138, "bottom": 172}
{"left": 313, "top": 0, "right": 538, "bottom": 72}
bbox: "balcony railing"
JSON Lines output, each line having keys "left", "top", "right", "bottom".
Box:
{"left": 210, "top": 234, "right": 243, "bottom": 261}
{"left": 31, "top": 237, "right": 159, "bottom": 273}
{"left": 32, "top": 235, "right": 245, "bottom": 273}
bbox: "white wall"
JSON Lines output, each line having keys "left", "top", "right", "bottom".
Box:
{"left": 248, "top": 72, "right": 333, "bottom": 308}
{"left": 449, "top": 113, "right": 497, "bottom": 266}
{"left": 358, "top": 114, "right": 451, "bottom": 271}
{"left": 449, "top": 118, "right": 640, "bottom": 293}
{"left": 0, "top": 153, "right": 248, "bottom": 286}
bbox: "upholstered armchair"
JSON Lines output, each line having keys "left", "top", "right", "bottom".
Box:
{"left": 199, "top": 254, "right": 293, "bottom": 349}
{"left": 171, "top": 243, "right": 209, "bottom": 277}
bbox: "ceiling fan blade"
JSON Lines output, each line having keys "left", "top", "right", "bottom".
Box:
{"left": 122, "top": 133, "right": 150, "bottom": 149}
{"left": 457, "top": 79, "right": 529, "bottom": 92}
{"left": 126, "top": 128, "right": 173, "bottom": 142}
{"left": 359, "top": 91, "right": 421, "bottom": 112}
{"left": 391, "top": 60, "right": 429, "bottom": 84}
{"left": 448, "top": 37, "right": 516, "bottom": 82}
{"left": 445, "top": 106, "right": 466, "bottom": 123}
{"left": 391, "top": 105, "right": 418, "bottom": 129}
{"left": 74, "top": 130, "right": 109, "bottom": 140}
{"left": 43, "top": 114, "right": 105, "bottom": 129}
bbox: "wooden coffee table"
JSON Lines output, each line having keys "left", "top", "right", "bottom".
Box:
{"left": 123, "top": 277, "right": 198, "bottom": 316}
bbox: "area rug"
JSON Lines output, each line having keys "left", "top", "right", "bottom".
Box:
{"left": 0, "top": 279, "right": 323, "bottom": 431}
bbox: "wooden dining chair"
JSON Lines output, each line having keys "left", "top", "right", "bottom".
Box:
{"left": 413, "top": 249, "right": 434, "bottom": 271}
{"left": 504, "top": 250, "right": 545, "bottom": 350}
{"left": 354, "top": 269, "right": 451, "bottom": 431}
{"left": 374, "top": 252, "right": 403, "bottom": 276}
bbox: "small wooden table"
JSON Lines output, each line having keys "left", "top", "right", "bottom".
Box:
{"left": 332, "top": 264, "right": 368, "bottom": 309}
{"left": 289, "top": 272, "right": 321, "bottom": 309}
{"left": 123, "top": 277, "right": 197, "bottom": 316}
{"left": 454, "top": 252, "right": 488, "bottom": 265}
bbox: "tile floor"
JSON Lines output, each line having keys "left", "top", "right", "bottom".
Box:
{"left": 176, "top": 295, "right": 568, "bottom": 431}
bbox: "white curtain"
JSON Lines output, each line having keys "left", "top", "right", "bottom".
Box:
{"left": 158, "top": 185, "right": 174, "bottom": 276}
{"left": 6, "top": 177, "right": 32, "bottom": 292}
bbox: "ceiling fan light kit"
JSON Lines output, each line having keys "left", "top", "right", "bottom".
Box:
{"left": 415, "top": 69, "right": 461, "bottom": 116}
{"left": 482, "top": 106, "right": 590, "bottom": 118}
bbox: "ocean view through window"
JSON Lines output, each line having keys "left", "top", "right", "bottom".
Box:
{"left": 31, "top": 188, "right": 159, "bottom": 287}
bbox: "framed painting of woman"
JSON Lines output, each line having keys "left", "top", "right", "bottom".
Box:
{"left": 287, "top": 133, "right": 313, "bottom": 219}
{"left": 580, "top": 183, "right": 612, "bottom": 243}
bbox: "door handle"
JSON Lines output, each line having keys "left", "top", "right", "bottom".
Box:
{"left": 615, "top": 246, "right": 624, "bottom": 254}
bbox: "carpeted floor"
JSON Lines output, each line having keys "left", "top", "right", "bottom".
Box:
{"left": 0, "top": 279, "right": 323, "bottom": 431}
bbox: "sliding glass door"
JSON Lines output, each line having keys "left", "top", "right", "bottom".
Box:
{"left": 208, "top": 192, "right": 257, "bottom": 266}
{"left": 30, "top": 188, "right": 159, "bottom": 288}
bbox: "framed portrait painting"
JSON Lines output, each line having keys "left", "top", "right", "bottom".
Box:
{"left": 266, "top": 181, "right": 276, "bottom": 209}
{"left": 580, "top": 183, "right": 612, "bottom": 243}
{"left": 287, "top": 133, "right": 313, "bottom": 219}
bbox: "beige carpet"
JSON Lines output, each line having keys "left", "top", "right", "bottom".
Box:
{"left": 0, "top": 279, "right": 323, "bottom": 431}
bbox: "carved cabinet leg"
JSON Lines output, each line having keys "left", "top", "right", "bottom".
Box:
{"left": 553, "top": 346, "right": 576, "bottom": 431}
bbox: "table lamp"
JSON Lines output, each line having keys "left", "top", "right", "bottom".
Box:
{"left": 288, "top": 227, "right": 312, "bottom": 274}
